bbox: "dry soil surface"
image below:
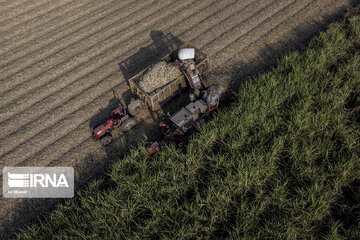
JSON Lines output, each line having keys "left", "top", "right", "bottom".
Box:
{"left": 0, "top": 0, "right": 357, "bottom": 238}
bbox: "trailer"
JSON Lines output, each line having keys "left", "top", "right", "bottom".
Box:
{"left": 128, "top": 43, "right": 208, "bottom": 111}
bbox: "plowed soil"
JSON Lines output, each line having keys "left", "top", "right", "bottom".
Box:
{"left": 0, "top": 0, "right": 357, "bottom": 238}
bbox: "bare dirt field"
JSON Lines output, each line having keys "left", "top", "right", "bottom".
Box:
{"left": 0, "top": 0, "right": 357, "bottom": 238}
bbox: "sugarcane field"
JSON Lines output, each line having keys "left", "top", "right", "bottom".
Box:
{"left": 0, "top": 0, "right": 359, "bottom": 239}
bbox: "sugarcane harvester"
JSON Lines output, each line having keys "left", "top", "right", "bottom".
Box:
{"left": 143, "top": 47, "right": 222, "bottom": 155}
{"left": 146, "top": 85, "right": 221, "bottom": 155}
{"left": 177, "top": 48, "right": 203, "bottom": 94}
{"left": 146, "top": 49, "right": 222, "bottom": 156}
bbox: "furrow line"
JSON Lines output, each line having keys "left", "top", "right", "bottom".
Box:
{"left": 0, "top": 0, "right": 96, "bottom": 48}
{"left": 0, "top": 0, "right": 50, "bottom": 23}
{"left": 191, "top": 0, "right": 275, "bottom": 49}
{"left": 0, "top": 0, "right": 24, "bottom": 15}
{"left": 0, "top": 0, "right": 71, "bottom": 32}
{"left": 203, "top": 0, "right": 294, "bottom": 56}
{"left": 0, "top": 0, "right": 131, "bottom": 56}
{"left": 169, "top": 0, "right": 256, "bottom": 50}
{"left": 212, "top": 0, "right": 313, "bottom": 62}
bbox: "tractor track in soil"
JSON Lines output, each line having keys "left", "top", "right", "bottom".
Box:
{"left": 0, "top": 0, "right": 356, "bottom": 238}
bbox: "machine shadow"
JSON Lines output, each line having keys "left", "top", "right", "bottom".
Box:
{"left": 89, "top": 90, "right": 123, "bottom": 131}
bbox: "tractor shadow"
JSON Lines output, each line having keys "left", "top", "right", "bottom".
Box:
{"left": 89, "top": 90, "right": 123, "bottom": 131}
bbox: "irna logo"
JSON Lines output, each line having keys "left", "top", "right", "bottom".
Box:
{"left": 8, "top": 172, "right": 69, "bottom": 188}
{"left": 3, "top": 167, "right": 74, "bottom": 198}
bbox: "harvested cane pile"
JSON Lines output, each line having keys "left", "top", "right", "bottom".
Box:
{"left": 139, "top": 61, "right": 182, "bottom": 93}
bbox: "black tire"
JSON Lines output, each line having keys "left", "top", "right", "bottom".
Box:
{"left": 121, "top": 118, "right": 137, "bottom": 132}
{"left": 91, "top": 134, "right": 98, "bottom": 141}
{"left": 100, "top": 135, "right": 112, "bottom": 146}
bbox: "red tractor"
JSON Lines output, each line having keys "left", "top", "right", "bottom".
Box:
{"left": 146, "top": 85, "right": 221, "bottom": 155}
{"left": 91, "top": 104, "right": 137, "bottom": 146}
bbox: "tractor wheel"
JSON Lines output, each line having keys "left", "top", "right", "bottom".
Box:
{"left": 100, "top": 135, "right": 112, "bottom": 146}
{"left": 91, "top": 134, "right": 98, "bottom": 141}
{"left": 121, "top": 117, "right": 137, "bottom": 132}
